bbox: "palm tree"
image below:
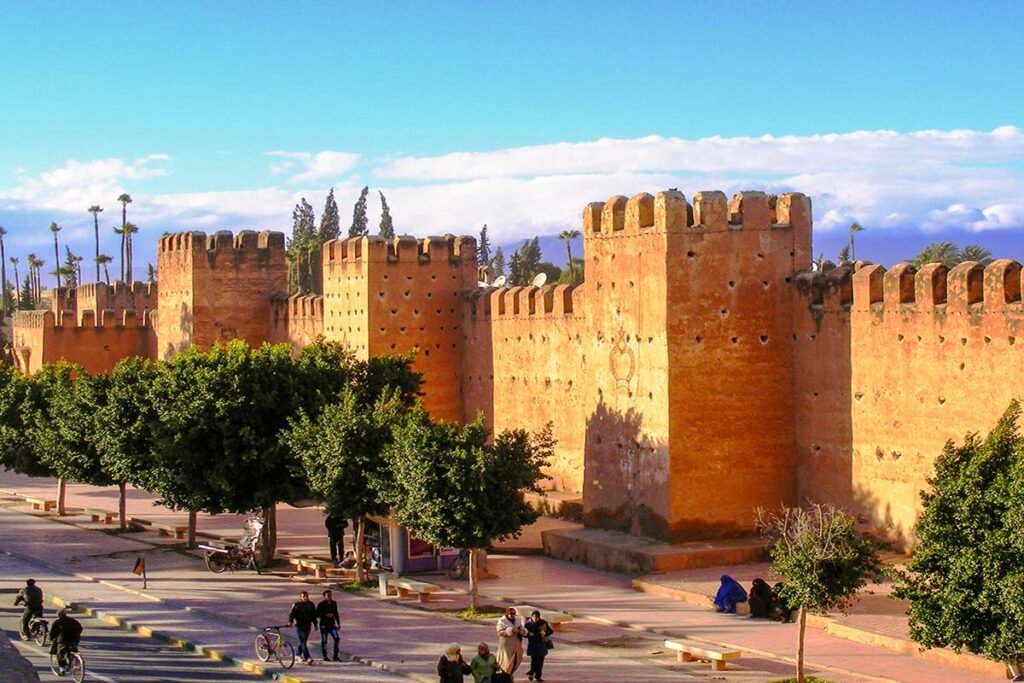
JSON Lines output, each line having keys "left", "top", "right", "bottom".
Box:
{"left": 848, "top": 223, "right": 865, "bottom": 262}
{"left": 117, "top": 193, "right": 132, "bottom": 281}
{"left": 123, "top": 222, "right": 139, "bottom": 282}
{"left": 88, "top": 205, "right": 103, "bottom": 282}
{"left": 558, "top": 229, "right": 581, "bottom": 284}
{"left": 113, "top": 225, "right": 125, "bottom": 281}
{"left": 96, "top": 255, "right": 113, "bottom": 284}
{"left": 26, "top": 254, "right": 42, "bottom": 307}
{"left": 9, "top": 256, "right": 19, "bottom": 312}
{"left": 959, "top": 244, "right": 993, "bottom": 266}
{"left": 0, "top": 226, "right": 7, "bottom": 318}
{"left": 49, "top": 222, "right": 62, "bottom": 288}
{"left": 912, "top": 242, "right": 961, "bottom": 269}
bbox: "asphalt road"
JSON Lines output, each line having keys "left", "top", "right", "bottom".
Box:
{"left": 1, "top": 606, "right": 264, "bottom": 683}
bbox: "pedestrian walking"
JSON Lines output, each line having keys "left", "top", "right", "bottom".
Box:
{"left": 470, "top": 642, "right": 499, "bottom": 683}
{"left": 495, "top": 606, "right": 526, "bottom": 680}
{"left": 524, "top": 610, "right": 552, "bottom": 681}
{"left": 324, "top": 512, "right": 348, "bottom": 565}
{"left": 317, "top": 589, "right": 341, "bottom": 662}
{"left": 14, "top": 578, "right": 43, "bottom": 641}
{"left": 437, "top": 643, "right": 471, "bottom": 682}
{"left": 288, "top": 590, "right": 318, "bottom": 664}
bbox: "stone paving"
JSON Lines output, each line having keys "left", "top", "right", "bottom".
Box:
{"left": 0, "top": 470, "right": 1007, "bottom": 682}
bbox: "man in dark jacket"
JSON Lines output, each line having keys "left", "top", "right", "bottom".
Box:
{"left": 288, "top": 590, "right": 318, "bottom": 664}
{"left": 324, "top": 513, "right": 348, "bottom": 565}
{"left": 316, "top": 589, "right": 341, "bottom": 662}
{"left": 14, "top": 578, "right": 43, "bottom": 640}
{"left": 49, "top": 610, "right": 83, "bottom": 674}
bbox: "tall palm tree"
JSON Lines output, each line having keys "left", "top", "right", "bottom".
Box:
{"left": 0, "top": 226, "right": 7, "bottom": 318}
{"left": 117, "top": 193, "right": 132, "bottom": 281}
{"left": 848, "top": 222, "right": 865, "bottom": 262}
{"left": 558, "top": 229, "right": 581, "bottom": 283}
{"left": 9, "top": 256, "right": 19, "bottom": 312}
{"left": 96, "top": 254, "right": 112, "bottom": 284}
{"left": 88, "top": 205, "right": 103, "bottom": 282}
{"left": 49, "top": 222, "right": 62, "bottom": 288}
{"left": 913, "top": 242, "right": 961, "bottom": 269}
{"left": 26, "top": 254, "right": 41, "bottom": 307}
{"left": 123, "top": 222, "right": 139, "bottom": 282}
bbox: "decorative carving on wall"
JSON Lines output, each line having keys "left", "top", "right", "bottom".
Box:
{"left": 609, "top": 327, "right": 635, "bottom": 391}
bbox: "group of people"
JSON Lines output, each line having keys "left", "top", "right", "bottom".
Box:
{"left": 287, "top": 589, "right": 342, "bottom": 664}
{"left": 713, "top": 575, "right": 793, "bottom": 621}
{"left": 14, "top": 579, "right": 84, "bottom": 674}
{"left": 438, "top": 607, "right": 554, "bottom": 682}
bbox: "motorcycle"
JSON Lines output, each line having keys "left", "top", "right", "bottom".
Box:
{"left": 198, "top": 516, "right": 263, "bottom": 574}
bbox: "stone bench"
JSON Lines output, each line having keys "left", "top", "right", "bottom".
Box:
{"left": 663, "top": 639, "right": 741, "bottom": 671}
{"left": 392, "top": 578, "right": 441, "bottom": 603}
{"left": 130, "top": 518, "right": 188, "bottom": 539}
{"left": 24, "top": 496, "right": 56, "bottom": 512}
{"left": 289, "top": 557, "right": 332, "bottom": 579}
{"left": 511, "top": 605, "right": 574, "bottom": 632}
{"left": 82, "top": 507, "right": 116, "bottom": 524}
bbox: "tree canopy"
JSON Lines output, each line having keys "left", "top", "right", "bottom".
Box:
{"left": 912, "top": 242, "right": 994, "bottom": 269}
{"left": 349, "top": 186, "right": 369, "bottom": 237}
{"left": 378, "top": 191, "right": 394, "bottom": 239}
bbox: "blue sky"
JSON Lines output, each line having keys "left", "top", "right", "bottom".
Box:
{"left": 1, "top": 1, "right": 1022, "bottom": 278}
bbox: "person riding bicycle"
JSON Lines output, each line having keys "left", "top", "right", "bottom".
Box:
{"left": 49, "top": 609, "right": 83, "bottom": 674}
{"left": 14, "top": 578, "right": 44, "bottom": 641}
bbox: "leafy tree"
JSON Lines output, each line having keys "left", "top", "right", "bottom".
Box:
{"left": 379, "top": 191, "right": 394, "bottom": 239}
{"left": 891, "top": 402, "right": 1024, "bottom": 676}
{"left": 0, "top": 364, "right": 51, "bottom": 478}
{"left": 507, "top": 250, "right": 523, "bottom": 285}
{"left": 508, "top": 238, "right": 543, "bottom": 286}
{"left": 146, "top": 262, "right": 157, "bottom": 283}
{"left": 558, "top": 229, "right": 580, "bottom": 282}
{"left": 477, "top": 225, "right": 491, "bottom": 267}
{"left": 912, "top": 242, "right": 962, "bottom": 269}
{"left": 19, "top": 274, "right": 32, "bottom": 310}
{"left": 349, "top": 186, "right": 369, "bottom": 237}
{"left": 490, "top": 247, "right": 505, "bottom": 278}
{"left": 757, "top": 504, "right": 880, "bottom": 683}
{"left": 288, "top": 198, "right": 317, "bottom": 294}
{"left": 318, "top": 188, "right": 341, "bottom": 243}
{"left": 384, "top": 414, "right": 552, "bottom": 608}
{"left": 536, "top": 261, "right": 561, "bottom": 285}
{"left": 146, "top": 341, "right": 308, "bottom": 556}
{"left": 63, "top": 247, "right": 79, "bottom": 288}
{"left": 556, "top": 257, "right": 584, "bottom": 285}
{"left": 285, "top": 388, "right": 405, "bottom": 582}
{"left": 94, "top": 358, "right": 162, "bottom": 529}
{"left": 837, "top": 243, "right": 851, "bottom": 264}
{"left": 959, "top": 244, "right": 994, "bottom": 266}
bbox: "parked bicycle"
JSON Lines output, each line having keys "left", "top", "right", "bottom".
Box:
{"left": 446, "top": 548, "right": 471, "bottom": 580}
{"left": 255, "top": 625, "right": 295, "bottom": 669}
{"left": 49, "top": 643, "right": 85, "bottom": 683}
{"left": 27, "top": 614, "right": 48, "bottom": 646}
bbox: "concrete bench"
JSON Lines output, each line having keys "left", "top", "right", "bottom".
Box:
{"left": 130, "top": 518, "right": 189, "bottom": 539}
{"left": 82, "top": 508, "right": 116, "bottom": 524}
{"left": 511, "top": 605, "right": 574, "bottom": 632}
{"left": 392, "top": 578, "right": 441, "bottom": 603}
{"left": 663, "top": 639, "right": 741, "bottom": 671}
{"left": 24, "top": 497, "right": 56, "bottom": 512}
{"left": 289, "top": 557, "right": 332, "bottom": 579}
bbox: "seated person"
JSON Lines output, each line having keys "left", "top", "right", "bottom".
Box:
{"left": 49, "top": 610, "right": 83, "bottom": 673}
{"left": 769, "top": 582, "right": 793, "bottom": 622}
{"left": 713, "top": 575, "right": 748, "bottom": 614}
{"left": 748, "top": 578, "right": 773, "bottom": 618}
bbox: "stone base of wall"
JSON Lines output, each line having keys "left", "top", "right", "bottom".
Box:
{"left": 523, "top": 490, "right": 583, "bottom": 521}
{"left": 541, "top": 526, "right": 766, "bottom": 576}
{"left": 0, "top": 629, "right": 40, "bottom": 682}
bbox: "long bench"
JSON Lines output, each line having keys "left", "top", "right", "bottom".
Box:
{"left": 511, "top": 605, "right": 574, "bottom": 632}
{"left": 82, "top": 507, "right": 116, "bottom": 524}
{"left": 663, "top": 639, "right": 741, "bottom": 671}
{"left": 24, "top": 496, "right": 56, "bottom": 512}
{"left": 289, "top": 557, "right": 333, "bottom": 579}
{"left": 392, "top": 578, "right": 441, "bottom": 603}
{"left": 130, "top": 518, "right": 189, "bottom": 539}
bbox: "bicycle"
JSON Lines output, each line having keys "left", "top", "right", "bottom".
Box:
{"left": 49, "top": 643, "right": 85, "bottom": 683}
{"left": 254, "top": 625, "right": 295, "bottom": 669}
{"left": 446, "top": 548, "right": 471, "bottom": 580}
{"left": 27, "top": 614, "right": 48, "bottom": 646}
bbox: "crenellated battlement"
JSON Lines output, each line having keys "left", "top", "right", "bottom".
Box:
{"left": 466, "top": 284, "right": 580, "bottom": 319}
{"left": 582, "top": 190, "right": 811, "bottom": 236}
{"left": 16, "top": 307, "right": 154, "bottom": 330}
{"left": 322, "top": 234, "right": 477, "bottom": 265}
{"left": 795, "top": 264, "right": 857, "bottom": 309}
{"left": 158, "top": 229, "right": 285, "bottom": 255}
{"left": 853, "top": 259, "right": 1024, "bottom": 313}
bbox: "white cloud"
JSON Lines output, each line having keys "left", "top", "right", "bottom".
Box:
{"left": 264, "top": 150, "right": 360, "bottom": 184}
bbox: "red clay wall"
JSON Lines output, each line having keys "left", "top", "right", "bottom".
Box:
{"left": 848, "top": 260, "right": 1024, "bottom": 544}
{"left": 269, "top": 294, "right": 324, "bottom": 348}
{"left": 12, "top": 309, "right": 153, "bottom": 375}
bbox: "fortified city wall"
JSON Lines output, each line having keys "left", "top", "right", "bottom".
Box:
{"left": 11, "top": 188, "right": 1024, "bottom": 547}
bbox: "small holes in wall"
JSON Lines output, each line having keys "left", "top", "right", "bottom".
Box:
{"left": 731, "top": 336, "right": 739, "bottom": 345}
{"left": 984, "top": 336, "right": 992, "bottom": 345}
{"left": 759, "top": 335, "right": 769, "bottom": 345}
{"left": 757, "top": 253, "right": 764, "bottom": 261}
{"left": 897, "top": 334, "right": 904, "bottom": 343}
{"left": 961, "top": 337, "right": 968, "bottom": 346}
{"left": 854, "top": 392, "right": 864, "bottom": 401}
{"left": 938, "top": 396, "right": 946, "bottom": 405}
{"left": 763, "top": 280, "right": 770, "bottom": 289}
{"left": 728, "top": 280, "right": 736, "bottom": 289}
{"left": 808, "top": 334, "right": 816, "bottom": 341}
{"left": 1010, "top": 337, "right": 1017, "bottom": 346}
{"left": 687, "top": 250, "right": 697, "bottom": 259}
{"left": 917, "top": 336, "right": 922, "bottom": 343}
{"left": 720, "top": 308, "right": 729, "bottom": 318}
{"left": 785, "top": 277, "right": 792, "bottom": 283}
{"left": 938, "top": 335, "right": 945, "bottom": 344}
{"left": 695, "top": 336, "right": 703, "bottom": 344}
{"left": 404, "top": 290, "right": 411, "bottom": 298}
{"left": 960, "top": 362, "right": 966, "bottom": 371}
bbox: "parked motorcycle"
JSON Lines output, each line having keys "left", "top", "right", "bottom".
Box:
{"left": 198, "top": 516, "right": 263, "bottom": 574}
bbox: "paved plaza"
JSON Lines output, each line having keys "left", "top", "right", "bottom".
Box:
{"left": 0, "top": 471, "right": 1003, "bottom": 682}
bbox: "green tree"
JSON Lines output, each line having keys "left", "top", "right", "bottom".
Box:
{"left": 146, "top": 262, "right": 156, "bottom": 283}
{"left": 379, "top": 191, "right": 395, "bottom": 239}
{"left": 96, "top": 255, "right": 113, "bottom": 285}
{"left": 0, "top": 226, "right": 7, "bottom": 318}
{"left": 117, "top": 193, "right": 132, "bottom": 280}
{"left": 94, "top": 358, "right": 162, "bottom": 530}
{"left": 490, "top": 247, "right": 505, "bottom": 279}
{"left": 285, "top": 388, "right": 404, "bottom": 582}
{"left": 0, "top": 364, "right": 51, "bottom": 478}
{"left": 318, "top": 188, "right": 341, "bottom": 243}
{"left": 9, "top": 256, "right": 19, "bottom": 312}
{"left": 507, "top": 250, "right": 523, "bottom": 285}
{"left": 556, "top": 257, "right": 584, "bottom": 285}
{"left": 63, "top": 247, "right": 79, "bottom": 288}
{"left": 508, "top": 237, "right": 543, "bottom": 286}
{"left": 19, "top": 274, "right": 32, "bottom": 310}
{"left": 959, "top": 244, "right": 994, "bottom": 266}
{"left": 88, "top": 205, "right": 103, "bottom": 282}
{"left": 384, "top": 413, "right": 552, "bottom": 608}
{"left": 558, "top": 229, "right": 580, "bottom": 283}
{"left": 891, "top": 403, "right": 1024, "bottom": 676}
{"left": 477, "top": 225, "right": 491, "bottom": 267}
{"left": 757, "top": 504, "right": 880, "bottom": 683}
{"left": 847, "top": 222, "right": 864, "bottom": 262}
{"left": 146, "top": 341, "right": 308, "bottom": 556}
{"left": 349, "top": 186, "right": 369, "bottom": 237}
{"left": 49, "top": 222, "right": 62, "bottom": 289}
{"left": 536, "top": 261, "right": 561, "bottom": 285}
{"left": 912, "top": 242, "right": 961, "bottom": 269}
{"left": 837, "top": 243, "right": 851, "bottom": 264}
{"left": 123, "top": 222, "right": 139, "bottom": 282}
{"left": 288, "top": 198, "right": 317, "bottom": 294}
